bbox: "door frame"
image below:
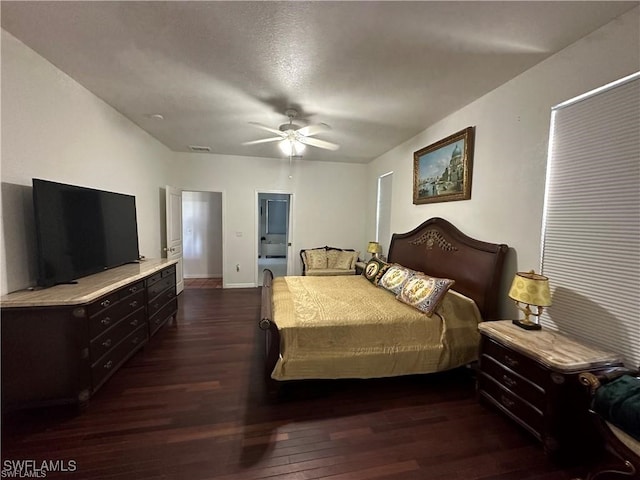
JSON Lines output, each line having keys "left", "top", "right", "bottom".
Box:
{"left": 165, "top": 185, "right": 184, "bottom": 294}
{"left": 255, "top": 190, "right": 295, "bottom": 285}
{"left": 181, "top": 189, "right": 226, "bottom": 286}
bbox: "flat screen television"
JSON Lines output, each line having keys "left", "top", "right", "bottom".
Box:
{"left": 32, "top": 178, "right": 140, "bottom": 287}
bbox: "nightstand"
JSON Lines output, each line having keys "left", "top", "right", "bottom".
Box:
{"left": 355, "top": 261, "right": 367, "bottom": 275}
{"left": 477, "top": 321, "right": 624, "bottom": 461}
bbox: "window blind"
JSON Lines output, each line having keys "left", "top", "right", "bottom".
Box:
{"left": 540, "top": 72, "right": 639, "bottom": 368}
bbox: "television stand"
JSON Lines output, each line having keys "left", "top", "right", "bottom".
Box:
{"left": 0, "top": 259, "right": 178, "bottom": 412}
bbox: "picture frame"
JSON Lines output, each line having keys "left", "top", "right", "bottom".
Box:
{"left": 413, "top": 126, "right": 475, "bottom": 204}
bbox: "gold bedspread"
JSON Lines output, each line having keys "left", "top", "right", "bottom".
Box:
{"left": 271, "top": 275, "right": 482, "bottom": 380}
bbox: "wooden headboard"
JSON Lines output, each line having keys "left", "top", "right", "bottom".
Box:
{"left": 387, "top": 217, "right": 508, "bottom": 321}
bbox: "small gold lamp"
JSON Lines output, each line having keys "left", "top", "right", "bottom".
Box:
{"left": 508, "top": 270, "right": 552, "bottom": 330}
{"left": 367, "top": 241, "right": 382, "bottom": 259}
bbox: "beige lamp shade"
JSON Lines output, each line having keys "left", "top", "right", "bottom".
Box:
{"left": 508, "top": 271, "right": 552, "bottom": 307}
{"left": 367, "top": 241, "right": 382, "bottom": 255}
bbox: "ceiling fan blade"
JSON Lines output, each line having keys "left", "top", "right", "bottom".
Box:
{"left": 242, "top": 137, "right": 283, "bottom": 146}
{"left": 248, "top": 122, "right": 287, "bottom": 137}
{"left": 297, "top": 123, "right": 331, "bottom": 137}
{"left": 298, "top": 136, "right": 340, "bottom": 151}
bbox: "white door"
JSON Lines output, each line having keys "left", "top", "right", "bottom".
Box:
{"left": 166, "top": 185, "right": 184, "bottom": 294}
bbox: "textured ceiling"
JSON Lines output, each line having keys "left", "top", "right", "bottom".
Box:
{"left": 2, "top": 1, "right": 637, "bottom": 163}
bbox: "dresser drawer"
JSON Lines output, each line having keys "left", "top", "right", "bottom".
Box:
{"left": 482, "top": 337, "right": 548, "bottom": 387}
{"left": 480, "top": 354, "right": 546, "bottom": 409}
{"left": 119, "top": 281, "right": 144, "bottom": 299}
{"left": 146, "top": 271, "right": 162, "bottom": 287}
{"left": 478, "top": 374, "right": 544, "bottom": 439}
{"left": 91, "top": 324, "right": 148, "bottom": 390}
{"left": 87, "top": 291, "right": 120, "bottom": 317}
{"left": 88, "top": 290, "right": 145, "bottom": 339}
{"left": 162, "top": 265, "right": 176, "bottom": 278}
{"left": 149, "top": 298, "right": 178, "bottom": 336}
{"left": 90, "top": 308, "right": 145, "bottom": 363}
{"left": 147, "top": 286, "right": 177, "bottom": 317}
{"left": 147, "top": 275, "right": 175, "bottom": 299}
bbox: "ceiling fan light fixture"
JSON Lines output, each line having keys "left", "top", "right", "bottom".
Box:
{"left": 279, "top": 139, "right": 306, "bottom": 156}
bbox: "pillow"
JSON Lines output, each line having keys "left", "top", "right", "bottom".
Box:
{"left": 333, "top": 250, "right": 355, "bottom": 270}
{"left": 326, "top": 249, "right": 341, "bottom": 269}
{"left": 363, "top": 258, "right": 390, "bottom": 285}
{"left": 305, "top": 249, "right": 328, "bottom": 269}
{"left": 350, "top": 251, "right": 360, "bottom": 269}
{"left": 378, "top": 264, "right": 416, "bottom": 295}
{"left": 397, "top": 273, "right": 455, "bottom": 316}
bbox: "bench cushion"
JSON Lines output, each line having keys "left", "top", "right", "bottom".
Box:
{"left": 594, "top": 374, "right": 640, "bottom": 441}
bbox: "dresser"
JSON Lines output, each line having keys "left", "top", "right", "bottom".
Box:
{"left": 477, "top": 321, "right": 624, "bottom": 460}
{"left": 1, "top": 259, "right": 178, "bottom": 412}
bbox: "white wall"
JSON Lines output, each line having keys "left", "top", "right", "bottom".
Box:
{"left": 367, "top": 7, "right": 640, "bottom": 318}
{"left": 167, "top": 153, "right": 368, "bottom": 287}
{"left": 0, "top": 31, "right": 174, "bottom": 294}
{"left": 182, "top": 191, "right": 223, "bottom": 278}
{"left": 2, "top": 7, "right": 637, "bottom": 298}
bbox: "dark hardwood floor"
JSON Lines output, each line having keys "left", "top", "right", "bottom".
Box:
{"left": 2, "top": 288, "right": 593, "bottom": 479}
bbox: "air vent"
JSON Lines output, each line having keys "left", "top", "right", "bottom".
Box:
{"left": 188, "top": 145, "right": 211, "bottom": 153}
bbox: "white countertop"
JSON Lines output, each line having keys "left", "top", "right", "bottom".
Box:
{"left": 479, "top": 320, "right": 623, "bottom": 372}
{"left": 1, "top": 259, "right": 177, "bottom": 308}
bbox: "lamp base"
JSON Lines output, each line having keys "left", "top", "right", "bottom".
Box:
{"left": 512, "top": 319, "right": 541, "bottom": 331}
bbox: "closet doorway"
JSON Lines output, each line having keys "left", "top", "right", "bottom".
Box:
{"left": 182, "top": 191, "right": 223, "bottom": 289}
{"left": 257, "top": 192, "right": 292, "bottom": 286}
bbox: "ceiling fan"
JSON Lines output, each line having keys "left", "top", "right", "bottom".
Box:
{"left": 243, "top": 109, "right": 339, "bottom": 156}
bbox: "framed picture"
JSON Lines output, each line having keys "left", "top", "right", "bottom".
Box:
{"left": 413, "top": 126, "right": 475, "bottom": 204}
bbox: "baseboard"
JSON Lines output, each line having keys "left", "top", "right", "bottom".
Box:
{"left": 224, "top": 283, "right": 256, "bottom": 289}
{"left": 184, "top": 274, "right": 223, "bottom": 279}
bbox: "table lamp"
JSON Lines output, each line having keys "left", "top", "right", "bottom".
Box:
{"left": 508, "top": 270, "right": 552, "bottom": 330}
{"left": 367, "top": 241, "right": 382, "bottom": 259}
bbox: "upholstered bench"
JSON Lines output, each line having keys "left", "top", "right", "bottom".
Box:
{"left": 300, "top": 246, "right": 360, "bottom": 276}
{"left": 578, "top": 369, "right": 640, "bottom": 479}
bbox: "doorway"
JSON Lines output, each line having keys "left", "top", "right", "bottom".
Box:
{"left": 182, "top": 191, "right": 223, "bottom": 289}
{"left": 376, "top": 172, "right": 393, "bottom": 260}
{"left": 257, "top": 192, "right": 291, "bottom": 285}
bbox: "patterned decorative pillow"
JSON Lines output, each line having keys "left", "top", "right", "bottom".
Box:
{"left": 397, "top": 273, "right": 455, "bottom": 316}
{"left": 326, "top": 249, "right": 341, "bottom": 269}
{"left": 333, "top": 250, "right": 355, "bottom": 270}
{"left": 305, "top": 249, "right": 328, "bottom": 269}
{"left": 350, "top": 251, "right": 360, "bottom": 269}
{"left": 363, "top": 258, "right": 390, "bottom": 285}
{"left": 378, "top": 264, "right": 417, "bottom": 295}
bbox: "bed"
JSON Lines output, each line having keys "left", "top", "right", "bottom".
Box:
{"left": 259, "top": 217, "right": 509, "bottom": 384}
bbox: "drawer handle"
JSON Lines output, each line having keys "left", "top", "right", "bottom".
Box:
{"left": 131, "top": 336, "right": 140, "bottom": 344}
{"left": 101, "top": 317, "right": 112, "bottom": 326}
{"left": 129, "top": 286, "right": 138, "bottom": 293}
{"left": 155, "top": 318, "right": 162, "bottom": 324}
{"left": 501, "top": 395, "right": 515, "bottom": 409}
{"left": 130, "top": 319, "right": 139, "bottom": 327}
{"left": 504, "top": 355, "right": 519, "bottom": 368}
{"left": 167, "top": 293, "right": 174, "bottom": 299}
{"left": 100, "top": 299, "right": 111, "bottom": 308}
{"left": 503, "top": 375, "right": 517, "bottom": 388}
{"left": 129, "top": 300, "right": 139, "bottom": 308}
{"left": 102, "top": 339, "right": 112, "bottom": 348}
{"left": 153, "top": 303, "right": 160, "bottom": 309}
{"left": 104, "top": 360, "right": 114, "bottom": 370}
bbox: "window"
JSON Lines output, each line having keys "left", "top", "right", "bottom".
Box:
{"left": 541, "top": 72, "right": 639, "bottom": 367}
